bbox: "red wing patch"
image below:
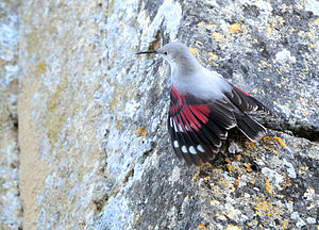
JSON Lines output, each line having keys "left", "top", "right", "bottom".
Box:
{"left": 236, "top": 87, "right": 250, "bottom": 96}
{"left": 188, "top": 105, "right": 210, "bottom": 123}
{"left": 168, "top": 86, "right": 233, "bottom": 165}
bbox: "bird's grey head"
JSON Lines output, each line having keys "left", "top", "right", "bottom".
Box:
{"left": 137, "top": 42, "right": 200, "bottom": 74}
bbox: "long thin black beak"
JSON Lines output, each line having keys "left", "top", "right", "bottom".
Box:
{"left": 136, "top": 50, "right": 158, "bottom": 55}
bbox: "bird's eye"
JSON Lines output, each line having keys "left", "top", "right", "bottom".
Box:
{"left": 164, "top": 51, "right": 168, "bottom": 55}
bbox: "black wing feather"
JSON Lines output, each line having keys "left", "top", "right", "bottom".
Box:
{"left": 168, "top": 84, "right": 271, "bottom": 165}
{"left": 168, "top": 86, "right": 237, "bottom": 165}
{"left": 227, "top": 84, "right": 272, "bottom": 114}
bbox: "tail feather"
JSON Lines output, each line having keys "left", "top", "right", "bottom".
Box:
{"left": 234, "top": 111, "right": 266, "bottom": 142}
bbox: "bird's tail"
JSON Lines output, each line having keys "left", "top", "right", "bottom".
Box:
{"left": 234, "top": 111, "right": 266, "bottom": 142}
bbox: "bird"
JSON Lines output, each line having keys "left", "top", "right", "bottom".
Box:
{"left": 137, "top": 42, "right": 272, "bottom": 165}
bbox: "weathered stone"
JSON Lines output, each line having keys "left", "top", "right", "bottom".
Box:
{"left": 0, "top": 1, "right": 22, "bottom": 229}
{"left": 0, "top": 0, "right": 317, "bottom": 229}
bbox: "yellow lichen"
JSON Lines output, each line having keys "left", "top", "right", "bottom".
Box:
{"left": 299, "top": 166, "right": 309, "bottom": 173}
{"left": 192, "top": 166, "right": 201, "bottom": 181}
{"left": 297, "top": 1, "right": 304, "bottom": 10}
{"left": 226, "top": 225, "right": 241, "bottom": 230}
{"left": 47, "top": 84, "right": 66, "bottom": 112}
{"left": 206, "top": 24, "right": 218, "bottom": 29}
{"left": 263, "top": 136, "right": 272, "bottom": 143}
{"left": 71, "top": 103, "right": 80, "bottom": 115}
{"left": 26, "top": 32, "right": 40, "bottom": 54}
{"left": 228, "top": 23, "right": 244, "bottom": 34}
{"left": 135, "top": 213, "right": 141, "bottom": 222}
{"left": 255, "top": 200, "right": 272, "bottom": 216}
{"left": 314, "top": 18, "right": 319, "bottom": 24}
{"left": 149, "top": 30, "right": 161, "bottom": 51}
{"left": 266, "top": 24, "right": 272, "bottom": 38}
{"left": 216, "top": 213, "right": 227, "bottom": 221}
{"left": 244, "top": 162, "right": 252, "bottom": 172}
{"left": 115, "top": 119, "right": 121, "bottom": 129}
{"left": 196, "top": 224, "right": 207, "bottom": 230}
{"left": 273, "top": 136, "right": 286, "bottom": 147}
{"left": 37, "top": 62, "right": 47, "bottom": 74}
{"left": 107, "top": 0, "right": 114, "bottom": 15}
{"left": 137, "top": 127, "right": 146, "bottom": 137}
{"left": 218, "top": 179, "right": 229, "bottom": 185}
{"left": 212, "top": 32, "right": 224, "bottom": 42}
{"left": 307, "top": 29, "right": 316, "bottom": 39}
{"left": 306, "top": 187, "right": 315, "bottom": 195}
{"left": 226, "top": 210, "right": 238, "bottom": 218}
{"left": 46, "top": 81, "right": 68, "bottom": 146}
{"left": 198, "top": 22, "right": 218, "bottom": 30}
{"left": 265, "top": 178, "right": 272, "bottom": 195}
{"left": 226, "top": 163, "right": 236, "bottom": 174}
{"left": 245, "top": 141, "right": 255, "bottom": 149}
{"left": 275, "top": 15, "right": 285, "bottom": 25}
{"left": 78, "top": 167, "right": 84, "bottom": 182}
{"left": 210, "top": 200, "right": 220, "bottom": 206}
{"left": 110, "top": 91, "right": 118, "bottom": 112}
{"left": 137, "top": 127, "right": 143, "bottom": 136}
{"left": 46, "top": 114, "right": 67, "bottom": 146}
{"left": 298, "top": 30, "right": 305, "bottom": 36}
{"left": 281, "top": 3, "right": 287, "bottom": 13}
{"left": 188, "top": 47, "right": 200, "bottom": 58}
{"left": 233, "top": 178, "right": 239, "bottom": 188}
{"left": 110, "top": 84, "right": 130, "bottom": 114}
{"left": 208, "top": 51, "right": 218, "bottom": 63}
{"left": 281, "top": 219, "right": 289, "bottom": 230}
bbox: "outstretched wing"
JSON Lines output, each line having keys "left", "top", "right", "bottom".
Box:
{"left": 224, "top": 84, "right": 269, "bottom": 142}
{"left": 226, "top": 83, "right": 272, "bottom": 114}
{"left": 168, "top": 86, "right": 236, "bottom": 165}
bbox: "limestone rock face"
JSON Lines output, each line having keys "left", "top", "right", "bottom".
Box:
{"left": 1, "top": 0, "right": 318, "bottom": 229}
{"left": 0, "top": 1, "right": 22, "bottom": 229}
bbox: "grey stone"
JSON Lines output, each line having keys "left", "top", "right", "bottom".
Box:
{"left": 0, "top": 0, "right": 318, "bottom": 229}
{"left": 0, "top": 1, "right": 22, "bottom": 229}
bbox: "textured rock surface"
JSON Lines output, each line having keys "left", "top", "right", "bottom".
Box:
{"left": 3, "top": 0, "right": 318, "bottom": 229}
{"left": 0, "top": 1, "right": 22, "bottom": 229}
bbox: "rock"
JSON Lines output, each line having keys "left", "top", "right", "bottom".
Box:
{"left": 0, "top": 1, "right": 22, "bottom": 229}
{"left": 0, "top": 0, "right": 318, "bottom": 229}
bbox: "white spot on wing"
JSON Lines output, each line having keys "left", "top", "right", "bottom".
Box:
{"left": 225, "top": 123, "right": 236, "bottom": 130}
{"left": 173, "top": 120, "right": 178, "bottom": 132}
{"left": 220, "top": 131, "right": 228, "bottom": 140}
{"left": 197, "top": 145, "right": 205, "bottom": 153}
{"left": 178, "top": 123, "right": 184, "bottom": 132}
{"left": 173, "top": 140, "right": 179, "bottom": 148}
{"left": 189, "top": 146, "right": 197, "bottom": 154}
{"left": 173, "top": 119, "right": 184, "bottom": 132}
{"left": 181, "top": 146, "right": 188, "bottom": 153}
{"left": 170, "top": 118, "right": 173, "bottom": 127}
